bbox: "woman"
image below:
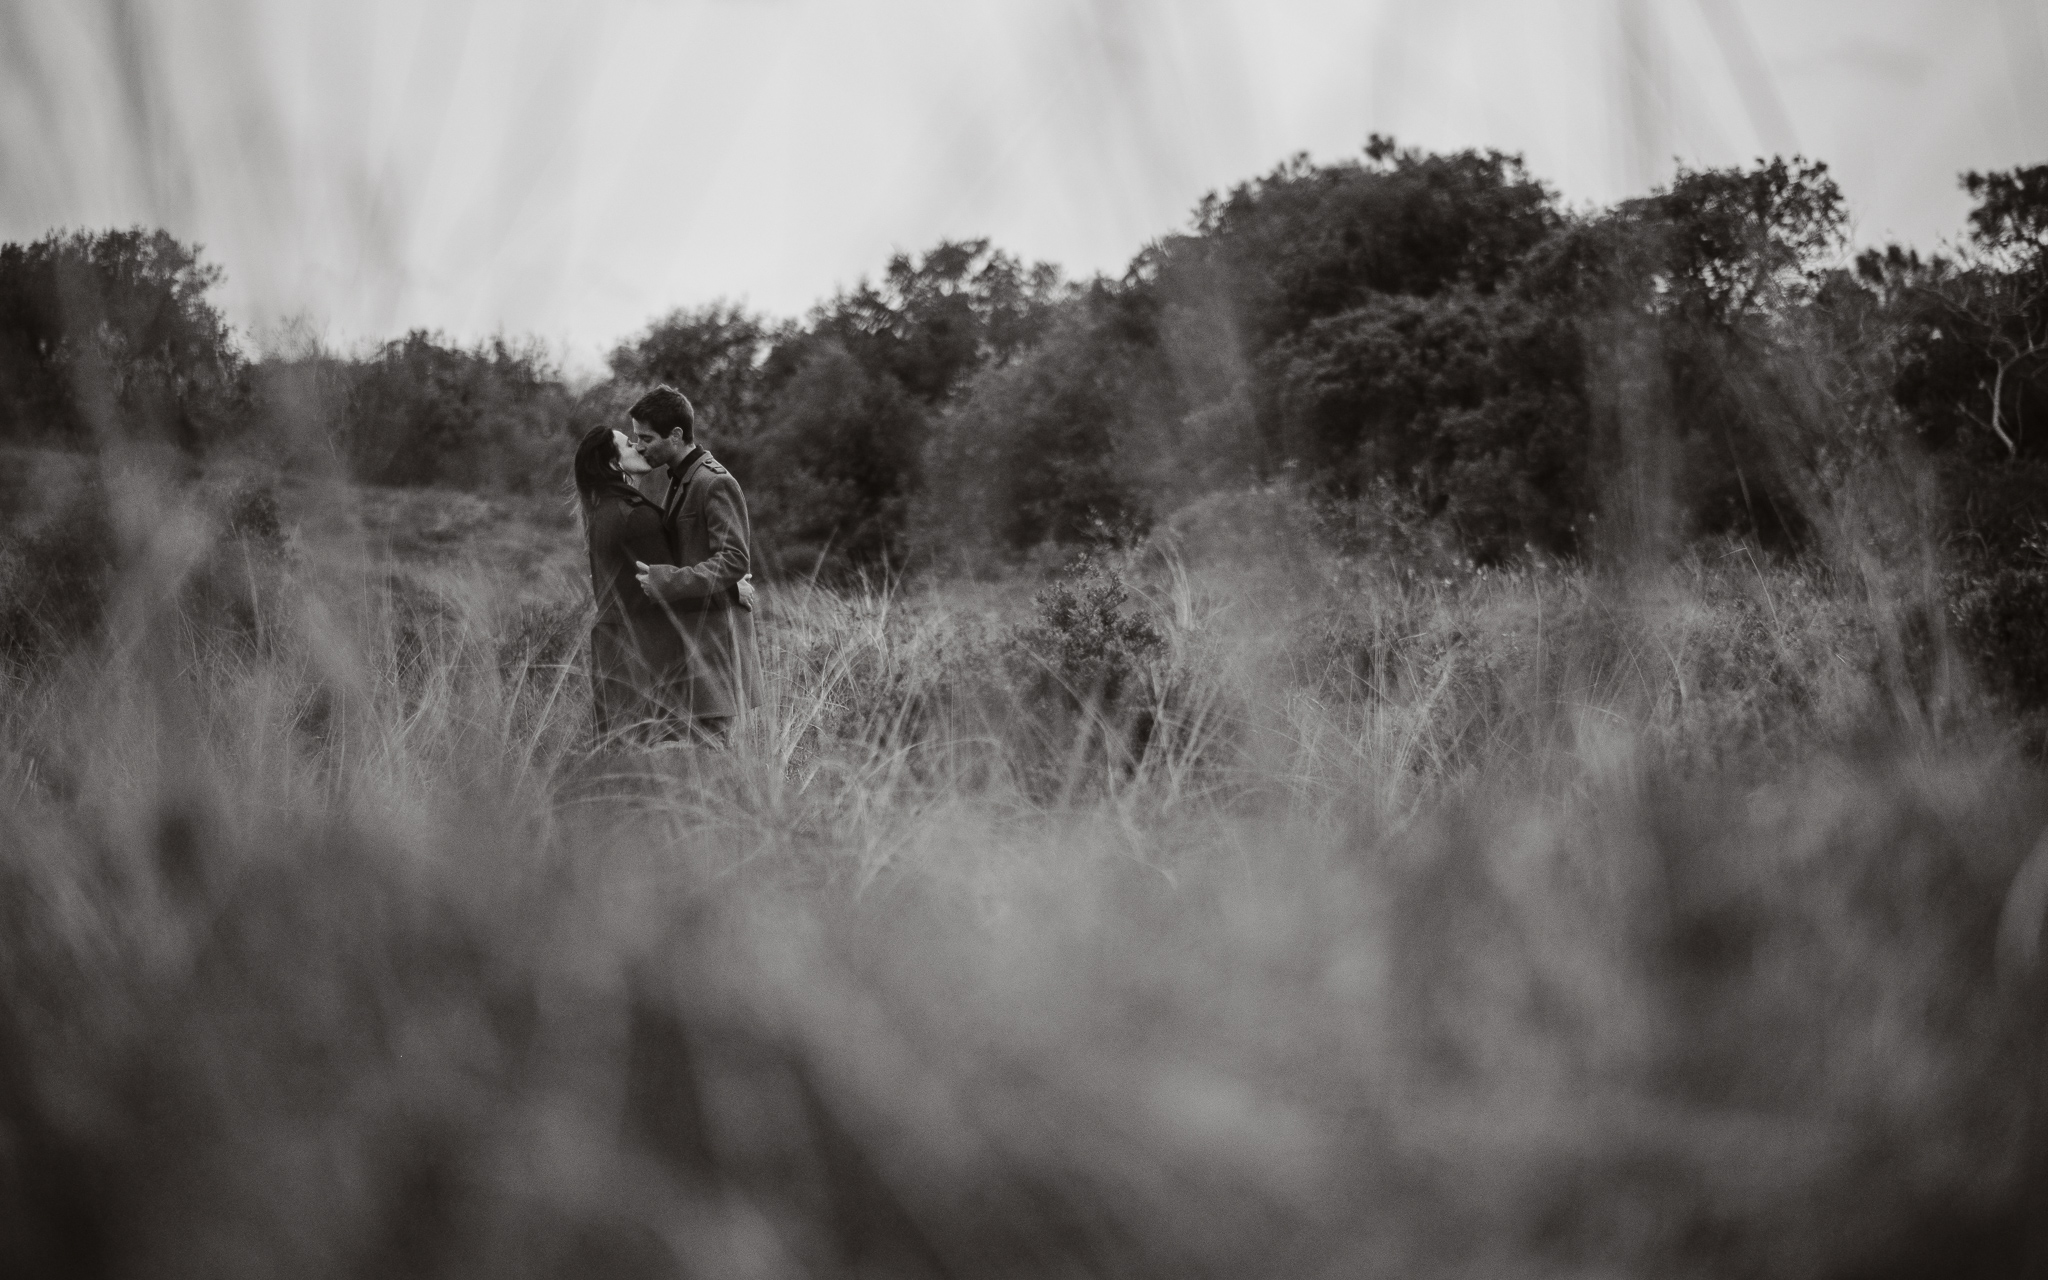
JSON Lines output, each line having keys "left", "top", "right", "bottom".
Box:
{"left": 574, "top": 423, "right": 691, "bottom": 741}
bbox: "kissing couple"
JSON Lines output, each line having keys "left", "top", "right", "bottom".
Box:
{"left": 573, "top": 385, "right": 761, "bottom": 747}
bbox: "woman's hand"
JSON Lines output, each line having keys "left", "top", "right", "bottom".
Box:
{"left": 738, "top": 573, "right": 757, "bottom": 612}
{"left": 635, "top": 561, "right": 678, "bottom": 600}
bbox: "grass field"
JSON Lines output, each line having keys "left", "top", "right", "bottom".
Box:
{"left": 3, "top": 455, "right": 2045, "bottom": 1278}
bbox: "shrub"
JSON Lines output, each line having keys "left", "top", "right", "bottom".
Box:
{"left": 211, "top": 475, "right": 287, "bottom": 549}
{"left": 337, "top": 332, "right": 574, "bottom": 492}
{"left": 1938, "top": 458, "right": 2048, "bottom": 721}
{"left": 914, "top": 294, "right": 1161, "bottom": 571}
{"left": 1943, "top": 457, "right": 2048, "bottom": 562}
{"left": 0, "top": 479, "right": 119, "bottom": 662}
{"left": 749, "top": 342, "right": 925, "bottom": 576}
{"left": 1004, "top": 558, "right": 1165, "bottom": 769}
{"left": 1952, "top": 564, "right": 2048, "bottom": 715}
{"left": 494, "top": 597, "right": 587, "bottom": 687}
{"left": 0, "top": 229, "right": 244, "bottom": 451}
{"left": 0, "top": 470, "right": 298, "bottom": 667}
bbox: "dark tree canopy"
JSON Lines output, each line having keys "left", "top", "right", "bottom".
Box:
{"left": 751, "top": 341, "right": 927, "bottom": 573}
{"left": 1883, "top": 166, "right": 2048, "bottom": 466}
{"left": 908, "top": 148, "right": 1877, "bottom": 567}
{"left": 805, "top": 238, "right": 1063, "bottom": 404}
{"left": 920, "top": 285, "right": 1163, "bottom": 564}
{"left": 1649, "top": 157, "right": 1848, "bottom": 324}
{"left": 12, "top": 146, "right": 2045, "bottom": 580}
{"left": 724, "top": 241, "right": 1066, "bottom": 576}
{"left": 1963, "top": 164, "right": 2048, "bottom": 265}
{"left": 1263, "top": 287, "right": 1591, "bottom": 559}
{"left": 1163, "top": 137, "right": 1561, "bottom": 346}
{"left": 342, "top": 331, "right": 570, "bottom": 490}
{"left": 608, "top": 302, "right": 776, "bottom": 442}
{"left": 0, "top": 228, "right": 242, "bottom": 448}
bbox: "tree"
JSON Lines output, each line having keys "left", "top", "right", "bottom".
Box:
{"left": 1963, "top": 165, "right": 2048, "bottom": 269}
{"left": 1521, "top": 157, "right": 1848, "bottom": 324}
{"left": 341, "top": 331, "right": 572, "bottom": 491}
{"left": 738, "top": 240, "right": 1065, "bottom": 577}
{"left": 1263, "top": 287, "right": 1591, "bottom": 559}
{"left": 0, "top": 228, "right": 243, "bottom": 448}
{"left": 1924, "top": 269, "right": 2048, "bottom": 460}
{"left": 1895, "top": 166, "right": 2048, "bottom": 462}
{"left": 917, "top": 288, "right": 1160, "bottom": 566}
{"left": 607, "top": 302, "right": 776, "bottom": 441}
{"left": 1650, "top": 157, "right": 1848, "bottom": 325}
{"left": 1514, "top": 158, "right": 1857, "bottom": 550}
{"left": 1159, "top": 137, "right": 1561, "bottom": 348}
{"left": 806, "top": 238, "right": 1063, "bottom": 405}
{"left": 750, "top": 342, "right": 926, "bottom": 574}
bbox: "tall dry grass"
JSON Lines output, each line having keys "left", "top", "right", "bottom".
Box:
{"left": 2, "top": 462, "right": 2045, "bottom": 1278}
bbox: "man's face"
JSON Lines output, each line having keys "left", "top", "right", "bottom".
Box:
{"left": 630, "top": 417, "right": 687, "bottom": 468}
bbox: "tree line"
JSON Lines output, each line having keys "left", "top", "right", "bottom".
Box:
{"left": 4, "top": 142, "right": 2046, "bottom": 577}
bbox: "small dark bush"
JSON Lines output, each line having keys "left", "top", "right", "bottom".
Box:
{"left": 0, "top": 481, "right": 119, "bottom": 662}
{"left": 494, "top": 598, "right": 587, "bottom": 684}
{"left": 1011, "top": 561, "right": 1163, "bottom": 708}
{"left": 219, "top": 478, "right": 286, "bottom": 549}
{"left": 1952, "top": 564, "right": 2048, "bottom": 714}
{"left": 0, "top": 482, "right": 309, "bottom": 669}
{"left": 1942, "top": 458, "right": 2048, "bottom": 563}
{"left": 171, "top": 480, "right": 305, "bottom": 658}
{"left": 1005, "top": 560, "right": 1165, "bottom": 769}
{"left": 1943, "top": 459, "right": 2048, "bottom": 720}
{"left": 0, "top": 229, "right": 245, "bottom": 451}
{"left": 379, "top": 572, "right": 464, "bottom": 687}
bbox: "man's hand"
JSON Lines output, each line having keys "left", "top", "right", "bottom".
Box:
{"left": 639, "top": 561, "right": 753, "bottom": 609}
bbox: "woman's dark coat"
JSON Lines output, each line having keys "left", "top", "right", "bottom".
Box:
{"left": 583, "top": 486, "right": 692, "bottom": 738}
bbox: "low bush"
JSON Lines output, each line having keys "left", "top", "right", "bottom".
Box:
{"left": 1953, "top": 564, "right": 2048, "bottom": 715}
{"left": 0, "top": 468, "right": 298, "bottom": 668}
{"left": 0, "top": 477, "right": 119, "bottom": 663}
{"left": 1002, "top": 558, "right": 1165, "bottom": 766}
{"left": 337, "top": 332, "right": 576, "bottom": 492}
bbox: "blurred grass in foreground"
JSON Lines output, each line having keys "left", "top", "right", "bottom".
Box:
{"left": 2, "top": 458, "right": 2046, "bottom": 1279}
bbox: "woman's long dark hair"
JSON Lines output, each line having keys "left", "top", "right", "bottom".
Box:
{"left": 573, "top": 424, "right": 646, "bottom": 511}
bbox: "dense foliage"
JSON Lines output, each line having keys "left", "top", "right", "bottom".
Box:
{"left": 332, "top": 331, "right": 573, "bottom": 491}
{"left": 6, "top": 151, "right": 2047, "bottom": 582}
{"left": 574, "top": 148, "right": 2048, "bottom": 582}
{"left": 0, "top": 228, "right": 243, "bottom": 450}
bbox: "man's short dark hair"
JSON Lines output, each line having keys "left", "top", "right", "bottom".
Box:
{"left": 628, "top": 385, "right": 695, "bottom": 441}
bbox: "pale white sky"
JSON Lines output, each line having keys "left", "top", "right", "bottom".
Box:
{"left": 3, "top": 0, "right": 2044, "bottom": 375}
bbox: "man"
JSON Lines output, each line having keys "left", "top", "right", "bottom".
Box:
{"left": 626, "top": 385, "right": 761, "bottom": 745}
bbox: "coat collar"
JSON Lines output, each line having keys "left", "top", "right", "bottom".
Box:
{"left": 663, "top": 446, "right": 707, "bottom": 517}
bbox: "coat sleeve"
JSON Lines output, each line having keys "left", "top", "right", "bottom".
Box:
{"left": 645, "top": 475, "right": 750, "bottom": 602}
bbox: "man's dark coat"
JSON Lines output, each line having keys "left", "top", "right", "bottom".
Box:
{"left": 646, "top": 447, "right": 760, "bottom": 721}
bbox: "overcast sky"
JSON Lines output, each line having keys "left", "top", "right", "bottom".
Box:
{"left": 3, "top": 0, "right": 2044, "bottom": 375}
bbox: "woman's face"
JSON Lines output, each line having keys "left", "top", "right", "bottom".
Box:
{"left": 612, "top": 429, "right": 653, "bottom": 475}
